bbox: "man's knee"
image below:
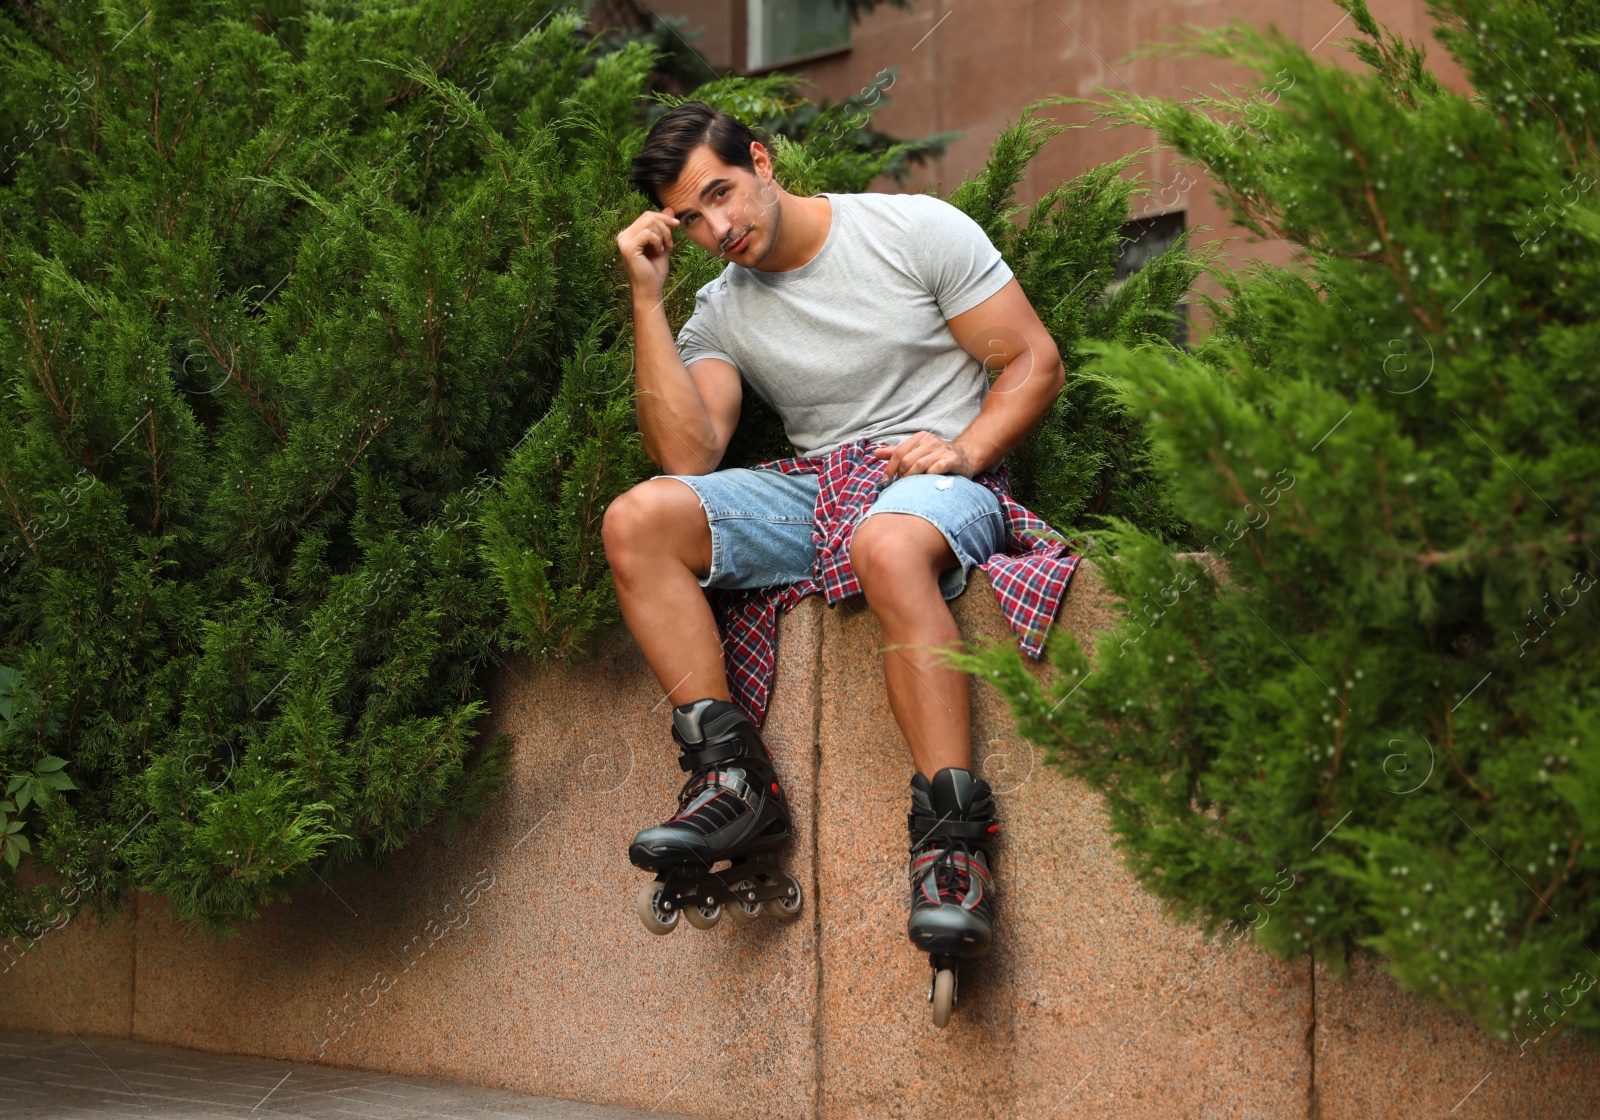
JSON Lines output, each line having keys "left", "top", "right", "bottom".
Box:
{"left": 850, "top": 513, "right": 952, "bottom": 589}
{"left": 602, "top": 479, "right": 708, "bottom": 568}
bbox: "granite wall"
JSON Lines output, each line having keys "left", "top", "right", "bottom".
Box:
{"left": 2, "top": 563, "right": 1595, "bottom": 1119}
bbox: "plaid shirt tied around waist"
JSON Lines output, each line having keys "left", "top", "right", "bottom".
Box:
{"left": 708, "top": 438, "right": 1080, "bottom": 726}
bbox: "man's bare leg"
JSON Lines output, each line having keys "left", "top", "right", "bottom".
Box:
{"left": 849, "top": 513, "right": 972, "bottom": 779}
{"left": 601, "top": 478, "right": 730, "bottom": 707}
{"left": 609, "top": 480, "right": 801, "bottom": 915}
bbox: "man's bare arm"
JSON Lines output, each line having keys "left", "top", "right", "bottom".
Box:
{"left": 873, "top": 278, "right": 1065, "bottom": 478}
{"left": 632, "top": 297, "right": 742, "bottom": 474}
{"left": 618, "top": 207, "right": 742, "bottom": 474}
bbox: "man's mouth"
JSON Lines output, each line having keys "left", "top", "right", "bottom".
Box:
{"left": 723, "top": 230, "right": 751, "bottom": 255}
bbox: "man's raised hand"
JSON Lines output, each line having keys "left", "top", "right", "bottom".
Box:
{"left": 618, "top": 207, "right": 680, "bottom": 300}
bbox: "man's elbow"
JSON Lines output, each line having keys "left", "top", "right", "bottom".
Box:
{"left": 641, "top": 429, "right": 720, "bottom": 476}
{"left": 1036, "top": 337, "right": 1066, "bottom": 396}
{"left": 661, "top": 461, "right": 716, "bottom": 477}
{"left": 655, "top": 446, "right": 724, "bottom": 476}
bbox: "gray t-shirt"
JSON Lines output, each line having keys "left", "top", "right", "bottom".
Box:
{"left": 674, "top": 191, "right": 1014, "bottom": 457}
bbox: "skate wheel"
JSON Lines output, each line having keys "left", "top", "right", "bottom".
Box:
{"left": 728, "top": 879, "right": 762, "bottom": 925}
{"left": 637, "top": 881, "right": 678, "bottom": 936}
{"left": 772, "top": 880, "right": 803, "bottom": 921}
{"left": 684, "top": 900, "right": 722, "bottom": 929}
{"left": 930, "top": 968, "right": 956, "bottom": 1029}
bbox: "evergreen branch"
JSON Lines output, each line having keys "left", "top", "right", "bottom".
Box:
{"left": 10, "top": 0, "right": 73, "bottom": 67}
{"left": 366, "top": 57, "right": 509, "bottom": 179}
{"left": 220, "top": 127, "right": 295, "bottom": 242}
{"left": 1511, "top": 832, "right": 1582, "bottom": 950}
{"left": 1350, "top": 145, "right": 1440, "bottom": 333}
{"left": 0, "top": 469, "right": 41, "bottom": 561}
{"left": 14, "top": 287, "right": 75, "bottom": 434}
{"left": 291, "top": 399, "right": 397, "bottom": 535}
{"left": 380, "top": 29, "right": 479, "bottom": 107}
{"left": 194, "top": 319, "right": 286, "bottom": 443}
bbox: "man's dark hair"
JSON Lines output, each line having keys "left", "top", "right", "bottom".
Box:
{"left": 628, "top": 101, "right": 762, "bottom": 207}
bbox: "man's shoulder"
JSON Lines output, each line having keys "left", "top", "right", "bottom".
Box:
{"left": 833, "top": 190, "right": 956, "bottom": 228}
{"left": 690, "top": 267, "right": 738, "bottom": 309}
{"left": 831, "top": 192, "right": 993, "bottom": 268}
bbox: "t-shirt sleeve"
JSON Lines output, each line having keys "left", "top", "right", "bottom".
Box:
{"left": 906, "top": 195, "right": 1015, "bottom": 319}
{"left": 674, "top": 284, "right": 738, "bottom": 371}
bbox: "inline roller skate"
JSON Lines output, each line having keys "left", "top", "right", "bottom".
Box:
{"left": 630, "top": 698, "right": 802, "bottom": 934}
{"left": 907, "top": 766, "right": 999, "bottom": 1028}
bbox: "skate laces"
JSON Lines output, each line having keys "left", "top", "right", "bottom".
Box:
{"left": 913, "top": 836, "right": 975, "bottom": 904}
{"left": 675, "top": 769, "right": 719, "bottom": 810}
{"left": 934, "top": 840, "right": 972, "bottom": 900}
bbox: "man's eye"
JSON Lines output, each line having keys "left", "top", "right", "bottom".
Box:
{"left": 715, "top": 188, "right": 728, "bottom": 199}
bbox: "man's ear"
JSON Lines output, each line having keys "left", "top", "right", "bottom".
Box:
{"left": 748, "top": 141, "right": 783, "bottom": 208}
{"left": 749, "top": 140, "right": 774, "bottom": 182}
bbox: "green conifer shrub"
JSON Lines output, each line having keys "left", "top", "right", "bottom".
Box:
{"left": 954, "top": 0, "right": 1600, "bottom": 1045}
{"left": 1, "top": 0, "right": 1192, "bottom": 940}
{"left": 0, "top": 0, "right": 647, "bottom": 938}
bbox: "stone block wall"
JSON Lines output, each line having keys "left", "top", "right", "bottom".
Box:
{"left": 2, "top": 564, "right": 1595, "bottom": 1118}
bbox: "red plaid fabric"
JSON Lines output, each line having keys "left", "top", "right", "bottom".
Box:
{"left": 709, "top": 438, "right": 1080, "bottom": 725}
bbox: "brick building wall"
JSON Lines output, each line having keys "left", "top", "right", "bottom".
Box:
{"left": 638, "top": 0, "right": 1466, "bottom": 308}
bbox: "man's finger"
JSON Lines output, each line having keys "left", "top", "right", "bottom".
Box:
{"left": 624, "top": 225, "right": 662, "bottom": 254}
{"left": 897, "top": 447, "right": 935, "bottom": 477}
{"left": 895, "top": 437, "right": 942, "bottom": 476}
{"left": 629, "top": 216, "right": 672, "bottom": 250}
{"left": 883, "top": 442, "right": 911, "bottom": 478}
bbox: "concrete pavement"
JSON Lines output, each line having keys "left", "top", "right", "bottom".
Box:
{"left": 0, "top": 1032, "right": 686, "bottom": 1119}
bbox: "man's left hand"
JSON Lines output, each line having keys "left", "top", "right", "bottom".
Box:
{"left": 871, "top": 433, "right": 982, "bottom": 479}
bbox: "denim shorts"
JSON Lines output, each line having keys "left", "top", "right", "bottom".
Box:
{"left": 661, "top": 467, "right": 1005, "bottom": 601}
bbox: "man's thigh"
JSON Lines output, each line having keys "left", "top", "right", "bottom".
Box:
{"left": 660, "top": 468, "right": 820, "bottom": 590}
{"left": 857, "top": 473, "right": 1005, "bottom": 600}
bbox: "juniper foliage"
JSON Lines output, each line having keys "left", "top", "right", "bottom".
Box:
{"left": 0, "top": 0, "right": 650, "bottom": 937}
{"left": 953, "top": 0, "right": 1600, "bottom": 1045}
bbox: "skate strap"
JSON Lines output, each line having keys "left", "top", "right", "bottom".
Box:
{"left": 677, "top": 740, "right": 745, "bottom": 772}
{"left": 907, "top": 812, "right": 997, "bottom": 842}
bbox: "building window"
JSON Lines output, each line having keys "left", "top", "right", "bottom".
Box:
{"left": 746, "top": 0, "right": 851, "bottom": 71}
{"left": 1116, "top": 210, "right": 1188, "bottom": 347}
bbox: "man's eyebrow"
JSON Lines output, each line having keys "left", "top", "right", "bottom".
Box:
{"left": 698, "top": 177, "right": 731, "bottom": 200}
{"left": 670, "top": 177, "right": 729, "bottom": 221}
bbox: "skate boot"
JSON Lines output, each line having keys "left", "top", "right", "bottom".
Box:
{"left": 907, "top": 766, "right": 999, "bottom": 1028}
{"left": 631, "top": 698, "right": 803, "bottom": 934}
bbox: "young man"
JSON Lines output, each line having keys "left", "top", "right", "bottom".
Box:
{"left": 605, "top": 102, "right": 1076, "bottom": 985}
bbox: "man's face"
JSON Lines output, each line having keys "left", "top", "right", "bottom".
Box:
{"left": 658, "top": 141, "right": 782, "bottom": 268}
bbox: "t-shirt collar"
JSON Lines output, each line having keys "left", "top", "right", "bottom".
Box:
{"left": 742, "top": 192, "right": 839, "bottom": 285}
